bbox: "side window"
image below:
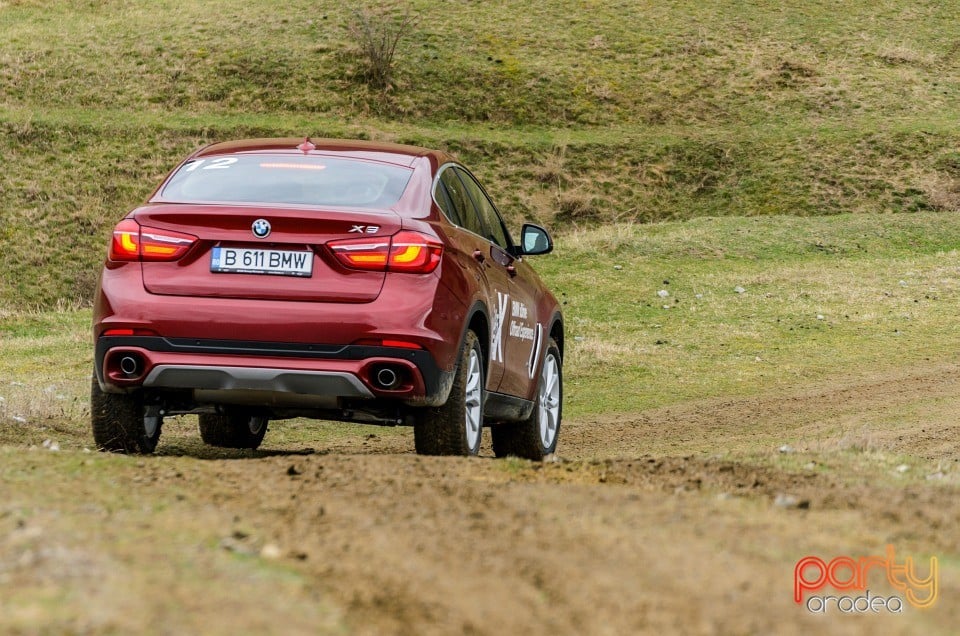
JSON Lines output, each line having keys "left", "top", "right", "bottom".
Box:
{"left": 434, "top": 179, "right": 462, "bottom": 227}
{"left": 440, "top": 167, "right": 485, "bottom": 237}
{"left": 455, "top": 168, "right": 511, "bottom": 250}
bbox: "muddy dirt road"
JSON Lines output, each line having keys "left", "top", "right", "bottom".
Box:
{"left": 2, "top": 362, "right": 958, "bottom": 634}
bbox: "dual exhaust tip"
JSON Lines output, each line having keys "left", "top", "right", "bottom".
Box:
{"left": 113, "top": 353, "right": 406, "bottom": 390}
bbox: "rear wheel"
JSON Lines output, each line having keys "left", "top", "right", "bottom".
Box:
{"left": 90, "top": 375, "right": 160, "bottom": 454}
{"left": 198, "top": 412, "right": 269, "bottom": 450}
{"left": 492, "top": 339, "right": 562, "bottom": 460}
{"left": 414, "top": 330, "right": 484, "bottom": 456}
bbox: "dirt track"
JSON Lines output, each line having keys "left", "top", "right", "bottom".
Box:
{"left": 2, "top": 362, "right": 959, "bottom": 634}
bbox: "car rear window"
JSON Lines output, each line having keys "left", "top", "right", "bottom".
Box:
{"left": 159, "top": 155, "right": 413, "bottom": 208}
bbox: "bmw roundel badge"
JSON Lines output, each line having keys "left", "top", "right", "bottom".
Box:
{"left": 252, "top": 219, "right": 271, "bottom": 239}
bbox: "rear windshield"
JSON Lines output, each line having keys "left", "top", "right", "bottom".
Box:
{"left": 159, "top": 155, "right": 413, "bottom": 208}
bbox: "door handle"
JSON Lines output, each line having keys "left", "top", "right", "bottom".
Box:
{"left": 506, "top": 264, "right": 517, "bottom": 277}
{"left": 472, "top": 249, "right": 485, "bottom": 264}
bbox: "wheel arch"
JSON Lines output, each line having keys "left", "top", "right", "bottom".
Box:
{"left": 465, "top": 300, "right": 490, "bottom": 380}
{"left": 548, "top": 311, "right": 564, "bottom": 359}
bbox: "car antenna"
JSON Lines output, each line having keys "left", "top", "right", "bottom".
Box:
{"left": 297, "top": 137, "right": 316, "bottom": 153}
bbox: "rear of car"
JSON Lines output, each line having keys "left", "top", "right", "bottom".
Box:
{"left": 91, "top": 137, "right": 563, "bottom": 459}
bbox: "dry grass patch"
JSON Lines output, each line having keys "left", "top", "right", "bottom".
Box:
{"left": 876, "top": 41, "right": 938, "bottom": 67}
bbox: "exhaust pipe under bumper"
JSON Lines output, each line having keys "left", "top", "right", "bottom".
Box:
{"left": 120, "top": 355, "right": 141, "bottom": 377}
{"left": 371, "top": 365, "right": 409, "bottom": 391}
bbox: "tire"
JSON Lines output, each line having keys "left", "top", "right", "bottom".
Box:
{"left": 414, "top": 330, "right": 484, "bottom": 456}
{"left": 198, "top": 411, "right": 268, "bottom": 450}
{"left": 492, "top": 338, "right": 562, "bottom": 461}
{"left": 90, "top": 375, "right": 160, "bottom": 454}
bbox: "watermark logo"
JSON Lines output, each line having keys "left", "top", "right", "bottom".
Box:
{"left": 794, "top": 545, "right": 938, "bottom": 614}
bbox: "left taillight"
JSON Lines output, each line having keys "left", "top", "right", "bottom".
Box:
{"left": 109, "top": 219, "right": 197, "bottom": 262}
{"left": 328, "top": 231, "right": 442, "bottom": 274}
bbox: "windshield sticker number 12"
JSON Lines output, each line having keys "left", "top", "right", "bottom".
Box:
{"left": 183, "top": 158, "right": 239, "bottom": 171}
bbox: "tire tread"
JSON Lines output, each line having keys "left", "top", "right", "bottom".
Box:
{"left": 90, "top": 375, "right": 158, "bottom": 454}
{"left": 414, "top": 330, "right": 482, "bottom": 456}
{"left": 198, "top": 413, "right": 267, "bottom": 449}
{"left": 491, "top": 339, "right": 562, "bottom": 461}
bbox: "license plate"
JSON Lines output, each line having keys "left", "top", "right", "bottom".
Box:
{"left": 210, "top": 247, "right": 313, "bottom": 277}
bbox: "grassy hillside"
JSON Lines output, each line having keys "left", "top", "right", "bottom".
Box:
{"left": 3, "top": 0, "right": 960, "bottom": 308}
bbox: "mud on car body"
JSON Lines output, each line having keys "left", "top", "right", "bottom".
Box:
{"left": 92, "top": 138, "right": 563, "bottom": 458}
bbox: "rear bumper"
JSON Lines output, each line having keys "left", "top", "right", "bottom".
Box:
{"left": 95, "top": 336, "right": 452, "bottom": 407}
{"left": 93, "top": 260, "right": 468, "bottom": 408}
{"left": 144, "top": 365, "right": 373, "bottom": 397}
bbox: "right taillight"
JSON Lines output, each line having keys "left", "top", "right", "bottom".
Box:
{"left": 109, "top": 219, "right": 197, "bottom": 262}
{"left": 328, "top": 231, "right": 442, "bottom": 274}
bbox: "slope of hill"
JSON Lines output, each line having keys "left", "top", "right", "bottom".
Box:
{"left": 2, "top": 0, "right": 960, "bottom": 307}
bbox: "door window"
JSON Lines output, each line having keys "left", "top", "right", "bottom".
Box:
{"left": 434, "top": 178, "right": 462, "bottom": 226}
{"left": 455, "top": 168, "right": 512, "bottom": 250}
{"left": 438, "top": 168, "right": 485, "bottom": 237}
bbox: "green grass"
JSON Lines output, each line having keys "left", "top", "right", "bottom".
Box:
{"left": 3, "top": 1, "right": 960, "bottom": 308}
{"left": 3, "top": 0, "right": 959, "bottom": 126}
{"left": 539, "top": 213, "right": 960, "bottom": 415}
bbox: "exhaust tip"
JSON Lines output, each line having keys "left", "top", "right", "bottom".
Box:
{"left": 120, "top": 355, "right": 141, "bottom": 377}
{"left": 374, "top": 366, "right": 400, "bottom": 390}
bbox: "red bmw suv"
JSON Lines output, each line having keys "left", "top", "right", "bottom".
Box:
{"left": 92, "top": 138, "right": 563, "bottom": 458}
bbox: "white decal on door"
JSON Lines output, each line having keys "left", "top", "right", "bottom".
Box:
{"left": 508, "top": 299, "right": 534, "bottom": 342}
{"left": 527, "top": 323, "right": 543, "bottom": 379}
{"left": 509, "top": 321, "right": 535, "bottom": 341}
{"left": 511, "top": 300, "right": 528, "bottom": 319}
{"left": 491, "top": 291, "right": 509, "bottom": 363}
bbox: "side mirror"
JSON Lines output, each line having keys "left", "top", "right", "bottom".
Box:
{"left": 515, "top": 223, "right": 553, "bottom": 256}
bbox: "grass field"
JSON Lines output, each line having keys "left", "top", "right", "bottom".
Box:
{"left": 3, "top": 1, "right": 960, "bottom": 633}
{"left": 3, "top": 0, "right": 960, "bottom": 307}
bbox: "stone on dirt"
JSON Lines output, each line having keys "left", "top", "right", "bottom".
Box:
{"left": 774, "top": 494, "right": 810, "bottom": 509}
{"left": 260, "top": 543, "right": 283, "bottom": 560}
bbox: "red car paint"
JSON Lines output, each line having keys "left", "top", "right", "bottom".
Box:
{"left": 93, "top": 138, "right": 562, "bottom": 442}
